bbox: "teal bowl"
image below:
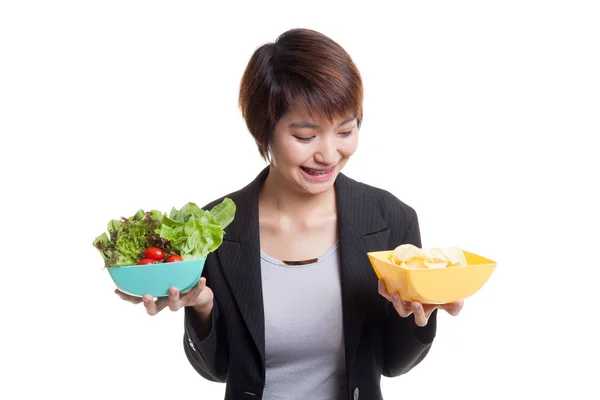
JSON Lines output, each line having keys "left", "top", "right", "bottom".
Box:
{"left": 107, "top": 258, "right": 207, "bottom": 297}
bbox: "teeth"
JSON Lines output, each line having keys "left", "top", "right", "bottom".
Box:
{"left": 303, "top": 167, "right": 331, "bottom": 175}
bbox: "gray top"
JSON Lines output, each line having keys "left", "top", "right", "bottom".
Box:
{"left": 260, "top": 242, "right": 347, "bottom": 399}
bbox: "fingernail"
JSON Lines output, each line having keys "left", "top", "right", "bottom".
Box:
{"left": 392, "top": 294, "right": 399, "bottom": 302}
{"left": 412, "top": 303, "right": 420, "bottom": 311}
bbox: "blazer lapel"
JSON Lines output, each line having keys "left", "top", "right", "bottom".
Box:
{"left": 335, "top": 173, "right": 390, "bottom": 372}
{"left": 217, "top": 168, "right": 269, "bottom": 366}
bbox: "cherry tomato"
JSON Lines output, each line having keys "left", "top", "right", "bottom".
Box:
{"left": 138, "top": 258, "right": 155, "bottom": 265}
{"left": 165, "top": 254, "right": 183, "bottom": 263}
{"left": 144, "top": 247, "right": 165, "bottom": 261}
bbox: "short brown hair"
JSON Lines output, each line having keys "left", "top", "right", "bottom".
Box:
{"left": 238, "top": 28, "right": 364, "bottom": 160}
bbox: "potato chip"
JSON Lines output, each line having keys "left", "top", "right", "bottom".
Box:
{"left": 391, "top": 244, "right": 427, "bottom": 264}
{"left": 390, "top": 244, "right": 467, "bottom": 269}
{"left": 424, "top": 261, "right": 450, "bottom": 269}
{"left": 430, "top": 247, "right": 450, "bottom": 263}
{"left": 406, "top": 258, "right": 426, "bottom": 269}
{"left": 446, "top": 246, "right": 468, "bottom": 266}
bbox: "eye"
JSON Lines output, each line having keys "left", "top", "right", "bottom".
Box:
{"left": 338, "top": 129, "right": 353, "bottom": 137}
{"left": 293, "top": 135, "right": 315, "bottom": 142}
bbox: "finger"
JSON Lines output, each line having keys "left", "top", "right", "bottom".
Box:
{"left": 391, "top": 293, "right": 413, "bottom": 318}
{"left": 377, "top": 280, "right": 393, "bottom": 302}
{"left": 114, "top": 289, "right": 143, "bottom": 304}
{"left": 411, "top": 302, "right": 429, "bottom": 327}
{"left": 443, "top": 299, "right": 464, "bottom": 316}
{"left": 143, "top": 295, "right": 169, "bottom": 316}
{"left": 182, "top": 277, "right": 207, "bottom": 305}
{"left": 168, "top": 287, "right": 182, "bottom": 311}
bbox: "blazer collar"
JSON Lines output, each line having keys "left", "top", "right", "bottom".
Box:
{"left": 216, "top": 166, "right": 390, "bottom": 372}
{"left": 334, "top": 171, "right": 388, "bottom": 236}
{"left": 223, "top": 166, "right": 389, "bottom": 243}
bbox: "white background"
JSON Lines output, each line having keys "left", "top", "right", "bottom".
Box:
{"left": 1, "top": 1, "right": 599, "bottom": 399}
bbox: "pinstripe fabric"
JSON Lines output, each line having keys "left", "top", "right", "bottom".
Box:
{"left": 183, "top": 167, "right": 437, "bottom": 399}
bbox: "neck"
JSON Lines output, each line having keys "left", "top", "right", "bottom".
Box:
{"left": 260, "top": 166, "right": 336, "bottom": 218}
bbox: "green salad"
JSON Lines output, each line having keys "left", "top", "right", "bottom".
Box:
{"left": 93, "top": 198, "right": 236, "bottom": 267}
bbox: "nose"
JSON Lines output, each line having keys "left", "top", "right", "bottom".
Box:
{"left": 314, "top": 137, "right": 337, "bottom": 165}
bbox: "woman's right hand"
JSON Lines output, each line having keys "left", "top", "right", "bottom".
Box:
{"left": 115, "top": 277, "right": 214, "bottom": 317}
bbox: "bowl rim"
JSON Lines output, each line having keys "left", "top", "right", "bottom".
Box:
{"left": 106, "top": 257, "right": 207, "bottom": 269}
{"left": 367, "top": 249, "right": 496, "bottom": 271}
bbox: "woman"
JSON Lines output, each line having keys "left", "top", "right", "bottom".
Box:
{"left": 116, "top": 28, "right": 464, "bottom": 400}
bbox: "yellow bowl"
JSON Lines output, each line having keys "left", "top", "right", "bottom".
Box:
{"left": 367, "top": 249, "right": 497, "bottom": 304}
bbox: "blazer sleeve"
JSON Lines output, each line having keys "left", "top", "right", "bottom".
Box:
{"left": 381, "top": 203, "right": 438, "bottom": 377}
{"left": 182, "top": 254, "right": 229, "bottom": 383}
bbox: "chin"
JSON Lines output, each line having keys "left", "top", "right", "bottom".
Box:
{"left": 299, "top": 181, "right": 335, "bottom": 195}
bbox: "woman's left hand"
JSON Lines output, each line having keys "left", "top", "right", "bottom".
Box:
{"left": 378, "top": 279, "right": 464, "bottom": 327}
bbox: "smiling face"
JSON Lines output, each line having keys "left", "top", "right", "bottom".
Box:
{"left": 268, "top": 109, "right": 359, "bottom": 195}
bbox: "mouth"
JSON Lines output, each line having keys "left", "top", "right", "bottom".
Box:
{"left": 300, "top": 166, "right": 334, "bottom": 175}
{"left": 299, "top": 165, "right": 337, "bottom": 180}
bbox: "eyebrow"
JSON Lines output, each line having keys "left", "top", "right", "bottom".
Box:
{"left": 288, "top": 115, "right": 357, "bottom": 129}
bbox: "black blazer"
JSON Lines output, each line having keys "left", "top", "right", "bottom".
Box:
{"left": 182, "top": 167, "right": 437, "bottom": 400}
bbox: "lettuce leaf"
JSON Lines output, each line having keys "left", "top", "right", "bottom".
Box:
{"left": 159, "top": 198, "right": 236, "bottom": 260}
{"left": 93, "top": 209, "right": 168, "bottom": 267}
